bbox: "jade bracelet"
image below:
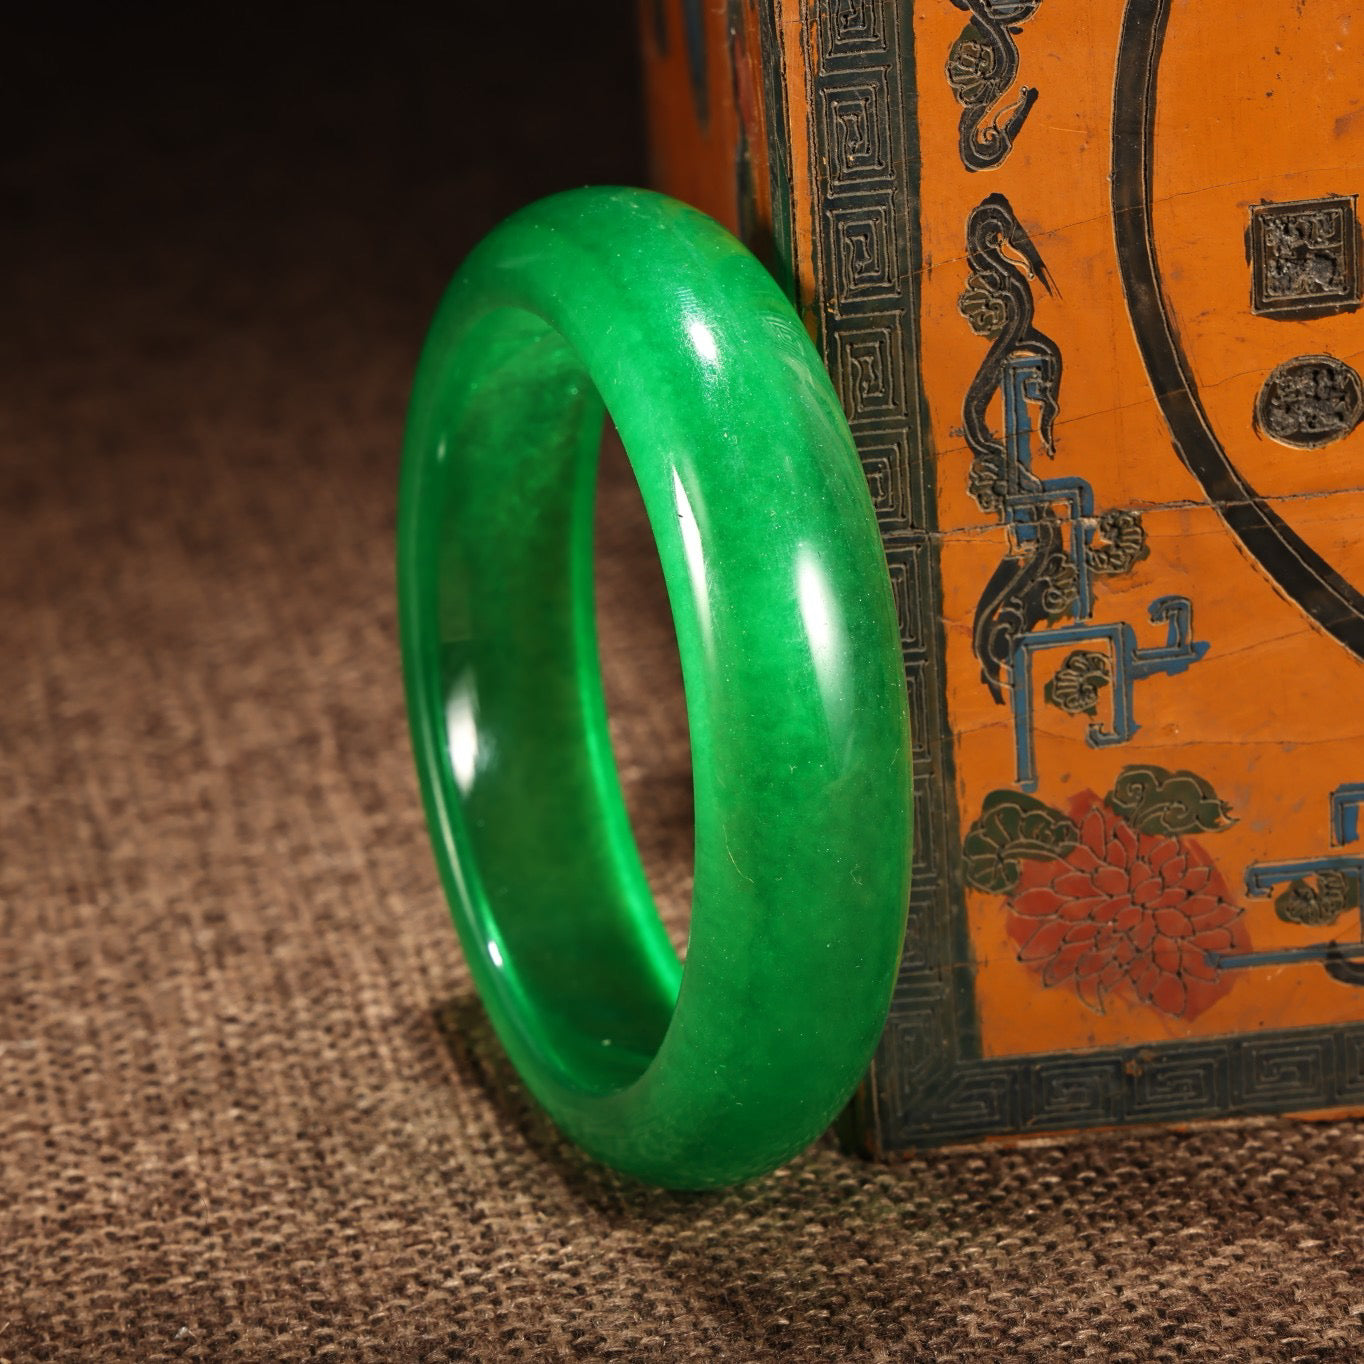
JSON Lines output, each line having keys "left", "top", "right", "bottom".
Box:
{"left": 397, "top": 187, "right": 911, "bottom": 1188}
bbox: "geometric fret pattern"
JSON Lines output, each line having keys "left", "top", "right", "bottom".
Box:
{"left": 802, "top": 0, "right": 972, "bottom": 1152}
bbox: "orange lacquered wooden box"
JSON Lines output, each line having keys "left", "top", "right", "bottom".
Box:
{"left": 642, "top": 0, "right": 1364, "bottom": 1154}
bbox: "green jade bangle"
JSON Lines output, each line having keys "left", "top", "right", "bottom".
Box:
{"left": 398, "top": 187, "right": 911, "bottom": 1189}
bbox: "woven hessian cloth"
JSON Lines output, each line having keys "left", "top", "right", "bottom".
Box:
{"left": 3, "top": 7, "right": 1364, "bottom": 1361}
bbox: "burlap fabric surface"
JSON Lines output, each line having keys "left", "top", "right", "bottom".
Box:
{"left": 4, "top": 8, "right": 1364, "bottom": 1361}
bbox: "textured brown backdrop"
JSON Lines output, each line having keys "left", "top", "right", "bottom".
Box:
{"left": 4, "top": 7, "right": 1364, "bottom": 1361}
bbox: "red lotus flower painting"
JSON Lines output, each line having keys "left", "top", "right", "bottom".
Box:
{"left": 1007, "top": 792, "right": 1249, "bottom": 1019}
{"left": 962, "top": 765, "right": 1251, "bottom": 1021}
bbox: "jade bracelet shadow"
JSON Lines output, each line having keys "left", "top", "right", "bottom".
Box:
{"left": 397, "top": 186, "right": 911, "bottom": 1189}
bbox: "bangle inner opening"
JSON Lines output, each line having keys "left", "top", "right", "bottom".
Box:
{"left": 430, "top": 306, "right": 688, "bottom": 1096}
